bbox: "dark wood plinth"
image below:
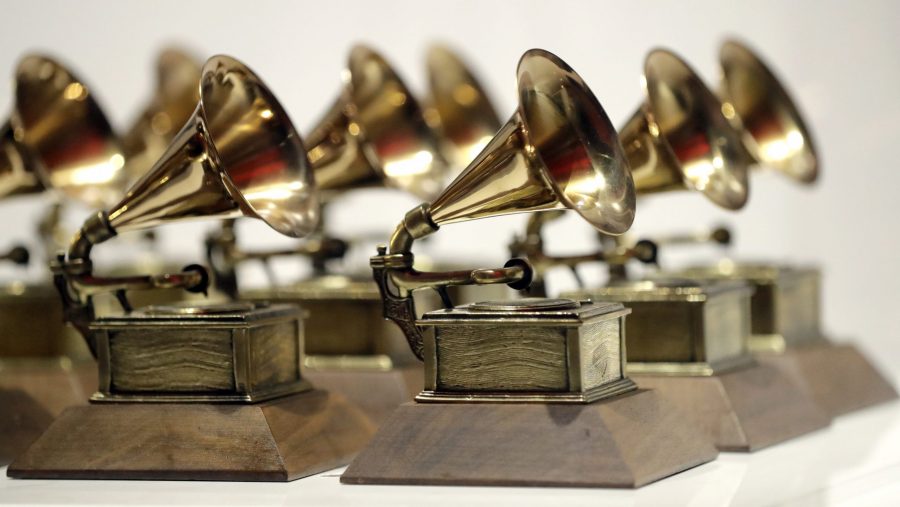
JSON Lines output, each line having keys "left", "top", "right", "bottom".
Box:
{"left": 7, "top": 389, "right": 376, "bottom": 481}
{"left": 341, "top": 389, "right": 717, "bottom": 488}
{"left": 0, "top": 360, "right": 96, "bottom": 465}
{"left": 634, "top": 361, "right": 830, "bottom": 452}
{"left": 760, "top": 342, "right": 897, "bottom": 418}
{"left": 303, "top": 365, "right": 423, "bottom": 426}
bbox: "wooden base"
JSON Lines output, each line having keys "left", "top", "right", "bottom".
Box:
{"left": 759, "top": 342, "right": 897, "bottom": 418}
{"left": 0, "top": 359, "right": 96, "bottom": 465}
{"left": 633, "top": 361, "right": 830, "bottom": 452}
{"left": 7, "top": 389, "right": 376, "bottom": 481}
{"left": 341, "top": 389, "right": 717, "bottom": 488}
{"left": 303, "top": 365, "right": 423, "bottom": 426}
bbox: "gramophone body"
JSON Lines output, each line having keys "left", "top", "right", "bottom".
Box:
{"left": 9, "top": 55, "right": 374, "bottom": 481}
{"left": 343, "top": 49, "right": 717, "bottom": 488}
{"left": 0, "top": 54, "right": 128, "bottom": 464}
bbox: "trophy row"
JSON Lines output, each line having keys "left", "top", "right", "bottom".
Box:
{"left": 0, "top": 40, "right": 895, "bottom": 487}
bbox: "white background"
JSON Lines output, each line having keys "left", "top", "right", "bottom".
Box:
{"left": 0, "top": 0, "right": 898, "bottom": 367}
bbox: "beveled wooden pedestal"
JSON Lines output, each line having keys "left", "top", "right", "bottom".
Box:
{"left": 8, "top": 389, "right": 375, "bottom": 481}
{"left": 0, "top": 359, "right": 96, "bottom": 465}
{"left": 303, "top": 365, "right": 424, "bottom": 426}
{"left": 632, "top": 360, "right": 830, "bottom": 451}
{"left": 760, "top": 341, "right": 897, "bottom": 418}
{"left": 341, "top": 389, "right": 717, "bottom": 488}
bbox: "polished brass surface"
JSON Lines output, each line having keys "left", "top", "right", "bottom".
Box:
{"left": 423, "top": 45, "right": 501, "bottom": 169}
{"left": 53, "top": 54, "right": 319, "bottom": 363}
{"left": 565, "top": 279, "right": 755, "bottom": 375}
{"left": 307, "top": 45, "right": 448, "bottom": 200}
{"left": 122, "top": 48, "right": 202, "bottom": 184}
{"left": 89, "top": 302, "right": 309, "bottom": 403}
{"left": 416, "top": 299, "right": 636, "bottom": 403}
{"left": 0, "top": 54, "right": 126, "bottom": 206}
{"left": 677, "top": 261, "right": 823, "bottom": 352}
{"left": 718, "top": 40, "right": 818, "bottom": 183}
{"left": 371, "top": 49, "right": 636, "bottom": 365}
{"left": 621, "top": 49, "right": 749, "bottom": 209}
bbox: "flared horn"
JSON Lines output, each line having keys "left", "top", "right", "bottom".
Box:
{"left": 0, "top": 54, "right": 125, "bottom": 207}
{"left": 121, "top": 47, "right": 203, "bottom": 184}
{"left": 423, "top": 44, "right": 501, "bottom": 170}
{"left": 101, "top": 55, "right": 318, "bottom": 240}
{"left": 423, "top": 48, "right": 636, "bottom": 236}
{"left": 619, "top": 48, "right": 750, "bottom": 210}
{"left": 305, "top": 45, "right": 449, "bottom": 200}
{"left": 719, "top": 40, "right": 819, "bottom": 183}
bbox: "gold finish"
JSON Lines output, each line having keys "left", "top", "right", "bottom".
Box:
{"left": 371, "top": 48, "right": 637, "bottom": 404}
{"left": 306, "top": 45, "right": 448, "bottom": 200}
{"left": 53, "top": 54, "right": 319, "bottom": 361}
{"left": 718, "top": 40, "right": 818, "bottom": 183}
{"left": 620, "top": 49, "right": 749, "bottom": 209}
{"left": 0, "top": 54, "right": 126, "bottom": 207}
{"left": 121, "top": 48, "right": 202, "bottom": 184}
{"left": 423, "top": 45, "right": 501, "bottom": 169}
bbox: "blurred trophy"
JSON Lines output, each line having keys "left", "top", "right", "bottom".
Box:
{"left": 0, "top": 54, "right": 128, "bottom": 464}
{"left": 662, "top": 40, "right": 896, "bottom": 417}
{"left": 341, "top": 49, "right": 717, "bottom": 488}
{"left": 556, "top": 49, "right": 828, "bottom": 451}
{"left": 204, "top": 45, "right": 499, "bottom": 424}
{"left": 8, "top": 55, "right": 373, "bottom": 481}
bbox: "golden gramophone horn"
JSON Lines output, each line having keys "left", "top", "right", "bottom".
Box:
{"left": 620, "top": 49, "right": 750, "bottom": 210}
{"left": 87, "top": 55, "right": 318, "bottom": 248}
{"left": 391, "top": 48, "right": 636, "bottom": 250}
{"left": 423, "top": 45, "right": 501, "bottom": 169}
{"left": 719, "top": 40, "right": 818, "bottom": 183}
{"left": 305, "top": 45, "right": 448, "bottom": 200}
{"left": 121, "top": 47, "right": 202, "bottom": 184}
{"left": 0, "top": 54, "right": 126, "bottom": 206}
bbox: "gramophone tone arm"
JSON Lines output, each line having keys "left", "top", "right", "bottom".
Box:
{"left": 65, "top": 268, "right": 208, "bottom": 299}
{"left": 648, "top": 226, "right": 732, "bottom": 249}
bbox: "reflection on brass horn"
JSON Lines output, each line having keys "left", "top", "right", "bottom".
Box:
{"left": 0, "top": 54, "right": 126, "bottom": 207}
{"left": 620, "top": 48, "right": 750, "bottom": 210}
{"left": 423, "top": 45, "right": 501, "bottom": 169}
{"left": 371, "top": 48, "right": 635, "bottom": 360}
{"left": 121, "top": 47, "right": 202, "bottom": 184}
{"left": 306, "top": 45, "right": 448, "bottom": 200}
{"left": 53, "top": 54, "right": 319, "bottom": 347}
{"left": 718, "top": 40, "right": 819, "bottom": 183}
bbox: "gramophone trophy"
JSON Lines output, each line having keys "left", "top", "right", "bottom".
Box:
{"left": 8, "top": 55, "right": 374, "bottom": 481}
{"left": 206, "top": 45, "right": 499, "bottom": 425}
{"left": 0, "top": 54, "right": 128, "bottom": 464}
{"left": 341, "top": 49, "right": 716, "bottom": 488}
{"left": 669, "top": 40, "right": 896, "bottom": 416}
{"left": 560, "top": 49, "right": 828, "bottom": 451}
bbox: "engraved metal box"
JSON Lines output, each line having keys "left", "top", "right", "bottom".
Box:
{"left": 89, "top": 302, "right": 309, "bottom": 402}
{"left": 564, "top": 280, "right": 754, "bottom": 375}
{"left": 678, "top": 264, "right": 822, "bottom": 352}
{"left": 416, "top": 299, "right": 635, "bottom": 403}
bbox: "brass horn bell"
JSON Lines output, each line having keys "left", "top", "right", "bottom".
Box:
{"left": 65, "top": 54, "right": 319, "bottom": 269}
{"left": 423, "top": 45, "right": 501, "bottom": 170}
{"left": 121, "top": 47, "right": 202, "bottom": 185}
{"left": 0, "top": 54, "right": 126, "bottom": 207}
{"left": 620, "top": 49, "right": 750, "bottom": 210}
{"left": 718, "top": 40, "right": 819, "bottom": 184}
{"left": 305, "top": 45, "right": 449, "bottom": 200}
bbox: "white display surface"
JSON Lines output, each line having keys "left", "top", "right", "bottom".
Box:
{"left": 1, "top": 371, "right": 897, "bottom": 507}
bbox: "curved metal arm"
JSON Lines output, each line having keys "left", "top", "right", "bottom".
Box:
{"left": 649, "top": 226, "right": 732, "bottom": 249}
{"left": 372, "top": 205, "right": 533, "bottom": 361}
{"left": 54, "top": 211, "right": 210, "bottom": 356}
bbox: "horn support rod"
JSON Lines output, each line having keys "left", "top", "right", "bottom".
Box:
{"left": 372, "top": 204, "right": 532, "bottom": 360}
